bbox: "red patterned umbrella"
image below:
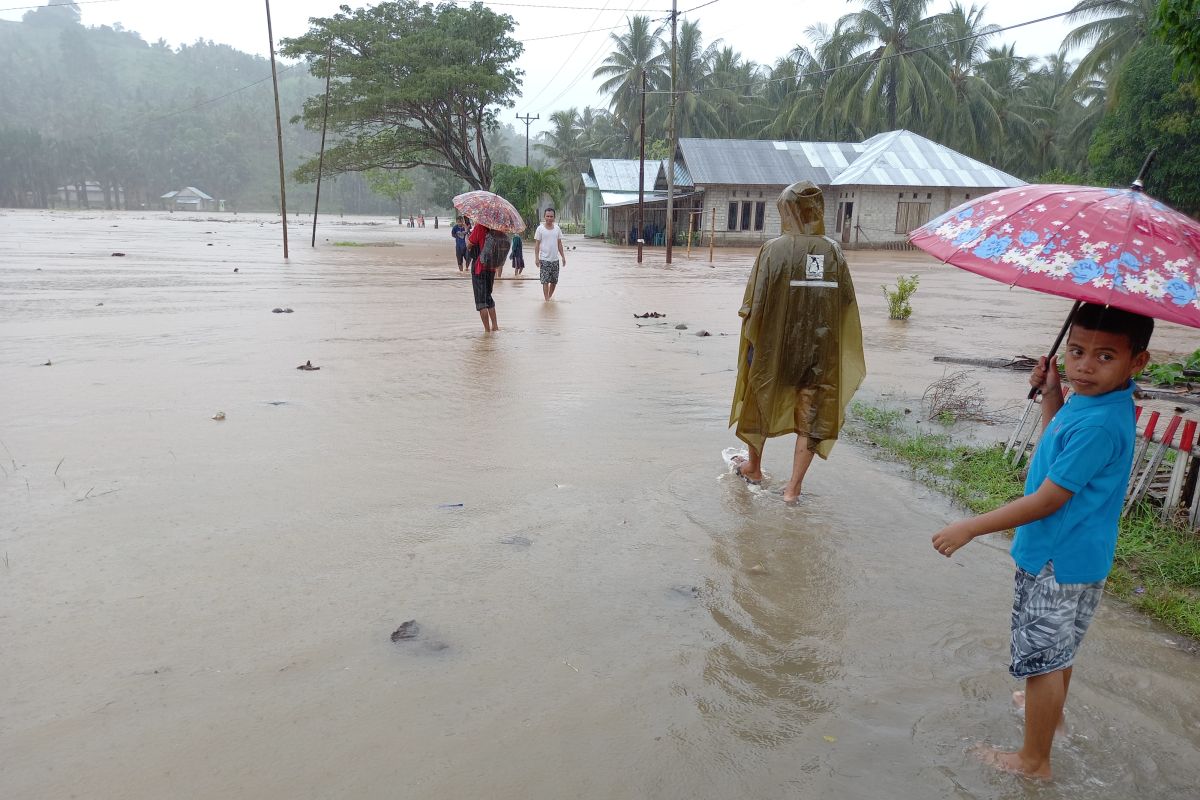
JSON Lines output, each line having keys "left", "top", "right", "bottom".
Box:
{"left": 452, "top": 190, "right": 525, "bottom": 233}
{"left": 909, "top": 182, "right": 1200, "bottom": 329}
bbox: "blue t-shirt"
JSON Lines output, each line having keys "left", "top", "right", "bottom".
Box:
{"left": 1011, "top": 380, "right": 1136, "bottom": 583}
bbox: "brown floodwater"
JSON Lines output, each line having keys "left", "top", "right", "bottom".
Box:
{"left": 2, "top": 209, "right": 1198, "bottom": 799}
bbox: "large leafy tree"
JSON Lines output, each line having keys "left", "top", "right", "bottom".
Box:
{"left": 1157, "top": 0, "right": 1200, "bottom": 81}
{"left": 1089, "top": 43, "right": 1200, "bottom": 215}
{"left": 282, "top": 1, "right": 523, "bottom": 190}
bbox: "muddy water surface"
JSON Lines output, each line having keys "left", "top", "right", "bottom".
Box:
{"left": 2, "top": 210, "right": 1198, "bottom": 799}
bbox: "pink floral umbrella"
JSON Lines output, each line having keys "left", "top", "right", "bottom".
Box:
{"left": 452, "top": 190, "right": 526, "bottom": 234}
{"left": 909, "top": 182, "right": 1200, "bottom": 329}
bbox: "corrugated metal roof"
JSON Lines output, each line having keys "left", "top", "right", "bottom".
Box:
{"left": 181, "top": 186, "right": 214, "bottom": 200}
{"left": 600, "top": 190, "right": 667, "bottom": 208}
{"left": 678, "top": 138, "right": 866, "bottom": 186}
{"left": 653, "top": 161, "right": 693, "bottom": 190}
{"left": 830, "top": 130, "right": 1023, "bottom": 188}
{"left": 581, "top": 173, "right": 598, "bottom": 190}
{"left": 589, "top": 159, "right": 661, "bottom": 192}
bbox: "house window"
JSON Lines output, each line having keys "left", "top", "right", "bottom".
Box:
{"left": 895, "top": 201, "right": 931, "bottom": 234}
{"left": 727, "top": 202, "right": 738, "bottom": 231}
{"left": 754, "top": 201, "right": 766, "bottom": 231}
{"left": 740, "top": 201, "right": 753, "bottom": 231}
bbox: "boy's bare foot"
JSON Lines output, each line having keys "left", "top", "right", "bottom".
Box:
{"left": 730, "top": 455, "right": 762, "bottom": 485}
{"left": 970, "top": 744, "right": 1052, "bottom": 780}
{"left": 782, "top": 483, "right": 802, "bottom": 503}
{"left": 1012, "top": 691, "right": 1068, "bottom": 736}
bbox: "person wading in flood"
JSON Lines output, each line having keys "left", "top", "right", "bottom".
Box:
{"left": 468, "top": 222, "right": 508, "bottom": 332}
{"left": 728, "top": 181, "right": 865, "bottom": 502}
{"left": 534, "top": 207, "right": 566, "bottom": 301}
{"left": 932, "top": 304, "right": 1153, "bottom": 780}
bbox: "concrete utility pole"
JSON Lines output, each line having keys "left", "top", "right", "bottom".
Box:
{"left": 265, "top": 0, "right": 288, "bottom": 258}
{"left": 665, "top": 0, "right": 677, "bottom": 264}
{"left": 637, "top": 69, "right": 646, "bottom": 264}
{"left": 515, "top": 113, "right": 540, "bottom": 168}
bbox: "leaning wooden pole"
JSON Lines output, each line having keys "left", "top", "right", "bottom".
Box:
{"left": 637, "top": 69, "right": 646, "bottom": 264}
{"left": 311, "top": 40, "right": 334, "bottom": 248}
{"left": 708, "top": 206, "right": 715, "bottom": 262}
{"left": 265, "top": 0, "right": 289, "bottom": 259}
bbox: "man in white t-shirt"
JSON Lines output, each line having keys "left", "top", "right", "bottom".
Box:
{"left": 533, "top": 207, "right": 567, "bottom": 301}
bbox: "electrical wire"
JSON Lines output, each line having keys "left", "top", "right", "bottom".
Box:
{"left": 0, "top": 0, "right": 116, "bottom": 12}
{"left": 535, "top": 0, "right": 658, "bottom": 112}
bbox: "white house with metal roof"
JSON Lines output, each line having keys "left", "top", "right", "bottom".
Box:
{"left": 582, "top": 159, "right": 667, "bottom": 238}
{"left": 661, "top": 130, "right": 1023, "bottom": 247}
{"left": 161, "top": 186, "right": 218, "bottom": 212}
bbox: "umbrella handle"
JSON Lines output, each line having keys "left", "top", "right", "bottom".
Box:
{"left": 1028, "top": 300, "right": 1083, "bottom": 400}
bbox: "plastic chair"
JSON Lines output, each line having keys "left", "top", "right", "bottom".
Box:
{"left": 653, "top": 232, "right": 664, "bottom": 246}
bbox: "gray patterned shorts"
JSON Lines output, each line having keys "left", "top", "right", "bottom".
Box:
{"left": 539, "top": 259, "right": 560, "bottom": 285}
{"left": 1010, "top": 561, "right": 1105, "bottom": 679}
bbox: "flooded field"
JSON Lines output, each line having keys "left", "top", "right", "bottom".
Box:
{"left": 2, "top": 209, "right": 1198, "bottom": 799}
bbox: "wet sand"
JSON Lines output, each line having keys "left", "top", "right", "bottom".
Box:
{"left": 2, "top": 209, "right": 1198, "bottom": 799}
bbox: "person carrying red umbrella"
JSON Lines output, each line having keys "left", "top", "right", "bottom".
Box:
{"left": 914, "top": 161, "right": 1190, "bottom": 780}
{"left": 452, "top": 191, "right": 526, "bottom": 333}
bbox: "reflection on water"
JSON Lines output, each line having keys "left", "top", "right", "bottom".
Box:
{"left": 0, "top": 210, "right": 1197, "bottom": 799}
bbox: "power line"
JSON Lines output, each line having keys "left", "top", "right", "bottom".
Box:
{"left": 642, "top": 1, "right": 1109, "bottom": 96}
{"left": 0, "top": 0, "right": 116, "bottom": 12}
{"left": 519, "top": 0, "right": 619, "bottom": 108}
{"left": 535, "top": 0, "right": 656, "bottom": 112}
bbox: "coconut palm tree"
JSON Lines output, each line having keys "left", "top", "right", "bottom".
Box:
{"left": 706, "top": 47, "right": 757, "bottom": 138}
{"left": 1063, "top": 0, "right": 1159, "bottom": 89}
{"left": 593, "top": 15, "right": 669, "bottom": 144}
{"left": 935, "top": 3, "right": 1001, "bottom": 158}
{"left": 977, "top": 44, "right": 1039, "bottom": 173}
{"left": 537, "top": 108, "right": 588, "bottom": 221}
{"left": 826, "top": 0, "right": 952, "bottom": 135}
{"left": 653, "top": 20, "right": 721, "bottom": 138}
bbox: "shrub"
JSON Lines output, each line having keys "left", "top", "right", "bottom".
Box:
{"left": 883, "top": 274, "right": 920, "bottom": 320}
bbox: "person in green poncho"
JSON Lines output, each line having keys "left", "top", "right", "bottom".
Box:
{"left": 728, "top": 181, "right": 866, "bottom": 502}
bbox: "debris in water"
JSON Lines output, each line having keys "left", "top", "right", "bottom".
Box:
{"left": 438, "top": 503, "right": 465, "bottom": 509}
{"left": 634, "top": 312, "right": 666, "bottom": 319}
{"left": 206, "top": 243, "right": 214, "bottom": 246}
{"left": 96, "top": 302, "right": 103, "bottom": 306}
{"left": 233, "top": 268, "right": 239, "bottom": 273}
{"left": 670, "top": 585, "right": 700, "bottom": 598}
{"left": 391, "top": 620, "right": 420, "bottom": 642}
{"left": 265, "top": 401, "right": 287, "bottom": 406}
{"left": 499, "top": 535, "right": 532, "bottom": 547}
{"left": 42, "top": 360, "right": 51, "bottom": 367}
{"left": 272, "top": 307, "right": 294, "bottom": 314}
{"left": 823, "top": 735, "right": 837, "bottom": 743}
{"left": 211, "top": 411, "right": 226, "bottom": 421}
{"left": 1134, "top": 586, "right": 1146, "bottom": 595}
{"left": 675, "top": 324, "right": 688, "bottom": 330}
{"left": 296, "top": 361, "right": 321, "bottom": 371}
{"left": 747, "top": 563, "right": 768, "bottom": 575}
{"left": 695, "top": 330, "right": 711, "bottom": 337}
{"left": 110, "top": 252, "right": 126, "bottom": 257}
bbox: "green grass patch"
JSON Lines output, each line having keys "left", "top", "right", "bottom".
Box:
{"left": 333, "top": 240, "right": 366, "bottom": 247}
{"left": 849, "top": 402, "right": 1200, "bottom": 639}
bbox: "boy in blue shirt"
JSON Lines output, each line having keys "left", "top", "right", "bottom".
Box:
{"left": 931, "top": 303, "right": 1153, "bottom": 780}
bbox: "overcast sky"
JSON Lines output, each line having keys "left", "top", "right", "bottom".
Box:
{"left": 4, "top": 0, "right": 1084, "bottom": 135}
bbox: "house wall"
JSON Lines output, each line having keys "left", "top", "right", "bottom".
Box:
{"left": 834, "top": 185, "right": 999, "bottom": 247}
{"left": 584, "top": 188, "right": 603, "bottom": 237}
{"left": 694, "top": 184, "right": 785, "bottom": 247}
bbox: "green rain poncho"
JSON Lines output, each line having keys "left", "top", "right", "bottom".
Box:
{"left": 729, "top": 182, "right": 866, "bottom": 459}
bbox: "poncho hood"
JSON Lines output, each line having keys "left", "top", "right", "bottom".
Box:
{"left": 779, "top": 181, "right": 825, "bottom": 236}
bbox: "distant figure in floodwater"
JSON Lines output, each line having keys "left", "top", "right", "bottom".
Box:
{"left": 418, "top": 214, "right": 425, "bottom": 228}
{"left": 728, "top": 181, "right": 865, "bottom": 502}
{"left": 535, "top": 207, "right": 566, "bottom": 301}
{"left": 451, "top": 216, "right": 469, "bottom": 271}
{"left": 509, "top": 234, "right": 525, "bottom": 275}
{"left": 931, "top": 304, "right": 1153, "bottom": 781}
